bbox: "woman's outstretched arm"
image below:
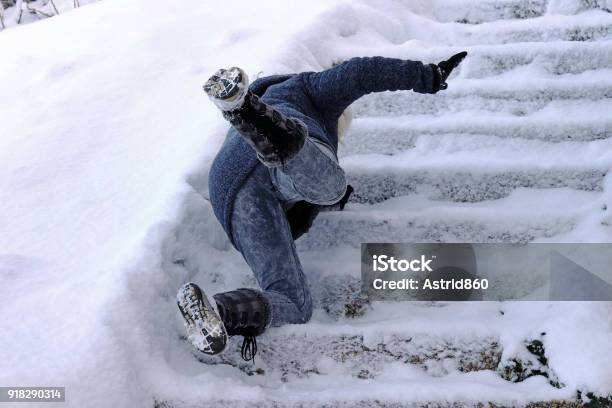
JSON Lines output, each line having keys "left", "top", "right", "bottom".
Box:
{"left": 303, "top": 57, "right": 437, "bottom": 118}
{"left": 303, "top": 53, "right": 466, "bottom": 119}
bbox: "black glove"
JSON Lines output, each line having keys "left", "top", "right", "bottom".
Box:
{"left": 435, "top": 51, "right": 468, "bottom": 91}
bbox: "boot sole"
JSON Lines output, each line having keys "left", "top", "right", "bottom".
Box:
{"left": 177, "top": 282, "right": 228, "bottom": 355}
{"left": 203, "top": 67, "right": 249, "bottom": 111}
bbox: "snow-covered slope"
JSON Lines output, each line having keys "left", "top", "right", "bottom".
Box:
{"left": 0, "top": 0, "right": 340, "bottom": 406}
{"left": 1, "top": 0, "right": 611, "bottom": 407}
{"left": 0, "top": 0, "right": 99, "bottom": 29}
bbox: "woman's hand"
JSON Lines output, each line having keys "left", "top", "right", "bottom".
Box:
{"left": 436, "top": 51, "right": 468, "bottom": 90}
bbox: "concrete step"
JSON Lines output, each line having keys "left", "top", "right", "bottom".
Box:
{"left": 345, "top": 167, "right": 603, "bottom": 205}
{"left": 339, "top": 136, "right": 608, "bottom": 203}
{"left": 428, "top": 0, "right": 547, "bottom": 24}
{"left": 460, "top": 41, "right": 612, "bottom": 78}
{"left": 296, "top": 188, "right": 600, "bottom": 251}
{"left": 450, "top": 12, "right": 612, "bottom": 45}
{"left": 158, "top": 355, "right": 579, "bottom": 408}
{"left": 192, "top": 329, "right": 501, "bottom": 382}
{"left": 353, "top": 41, "right": 612, "bottom": 78}
{"left": 351, "top": 75, "right": 612, "bottom": 118}
{"left": 159, "top": 399, "right": 583, "bottom": 408}
{"left": 423, "top": 0, "right": 611, "bottom": 24}
{"left": 339, "top": 112, "right": 612, "bottom": 156}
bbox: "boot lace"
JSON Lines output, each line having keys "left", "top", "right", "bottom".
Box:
{"left": 240, "top": 336, "right": 258, "bottom": 362}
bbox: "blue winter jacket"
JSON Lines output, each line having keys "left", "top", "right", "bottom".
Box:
{"left": 208, "top": 57, "right": 437, "bottom": 246}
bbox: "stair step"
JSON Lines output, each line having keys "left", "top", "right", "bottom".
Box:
{"left": 296, "top": 188, "right": 599, "bottom": 251}
{"left": 351, "top": 74, "right": 612, "bottom": 118}
{"left": 345, "top": 167, "right": 603, "bottom": 204}
{"left": 340, "top": 112, "right": 612, "bottom": 156}
{"left": 158, "top": 358, "right": 578, "bottom": 408}
{"left": 340, "top": 136, "right": 608, "bottom": 203}
{"left": 452, "top": 12, "right": 612, "bottom": 44}
{"left": 350, "top": 41, "right": 612, "bottom": 78}
{"left": 461, "top": 41, "right": 612, "bottom": 78}
{"left": 180, "top": 299, "right": 565, "bottom": 384}
{"left": 426, "top": 0, "right": 611, "bottom": 24}
{"left": 429, "top": 0, "right": 547, "bottom": 24}
{"left": 159, "top": 399, "right": 582, "bottom": 408}
{"left": 193, "top": 330, "right": 501, "bottom": 382}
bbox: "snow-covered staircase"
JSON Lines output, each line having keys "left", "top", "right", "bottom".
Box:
{"left": 161, "top": 1, "right": 612, "bottom": 407}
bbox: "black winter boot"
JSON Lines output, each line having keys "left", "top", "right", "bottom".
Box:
{"left": 213, "top": 288, "right": 272, "bottom": 362}
{"left": 203, "top": 67, "right": 306, "bottom": 167}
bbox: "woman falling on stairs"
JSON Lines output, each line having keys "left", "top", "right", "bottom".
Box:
{"left": 177, "top": 52, "right": 468, "bottom": 361}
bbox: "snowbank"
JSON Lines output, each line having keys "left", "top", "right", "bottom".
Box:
{"left": 0, "top": 0, "right": 343, "bottom": 406}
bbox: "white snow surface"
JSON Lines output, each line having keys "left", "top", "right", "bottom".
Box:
{"left": 0, "top": 0, "right": 99, "bottom": 30}
{"left": 1, "top": 0, "right": 611, "bottom": 407}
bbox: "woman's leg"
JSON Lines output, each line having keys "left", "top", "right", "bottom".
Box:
{"left": 220, "top": 164, "right": 313, "bottom": 326}
{"left": 270, "top": 136, "right": 347, "bottom": 206}
{"left": 203, "top": 66, "right": 346, "bottom": 205}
